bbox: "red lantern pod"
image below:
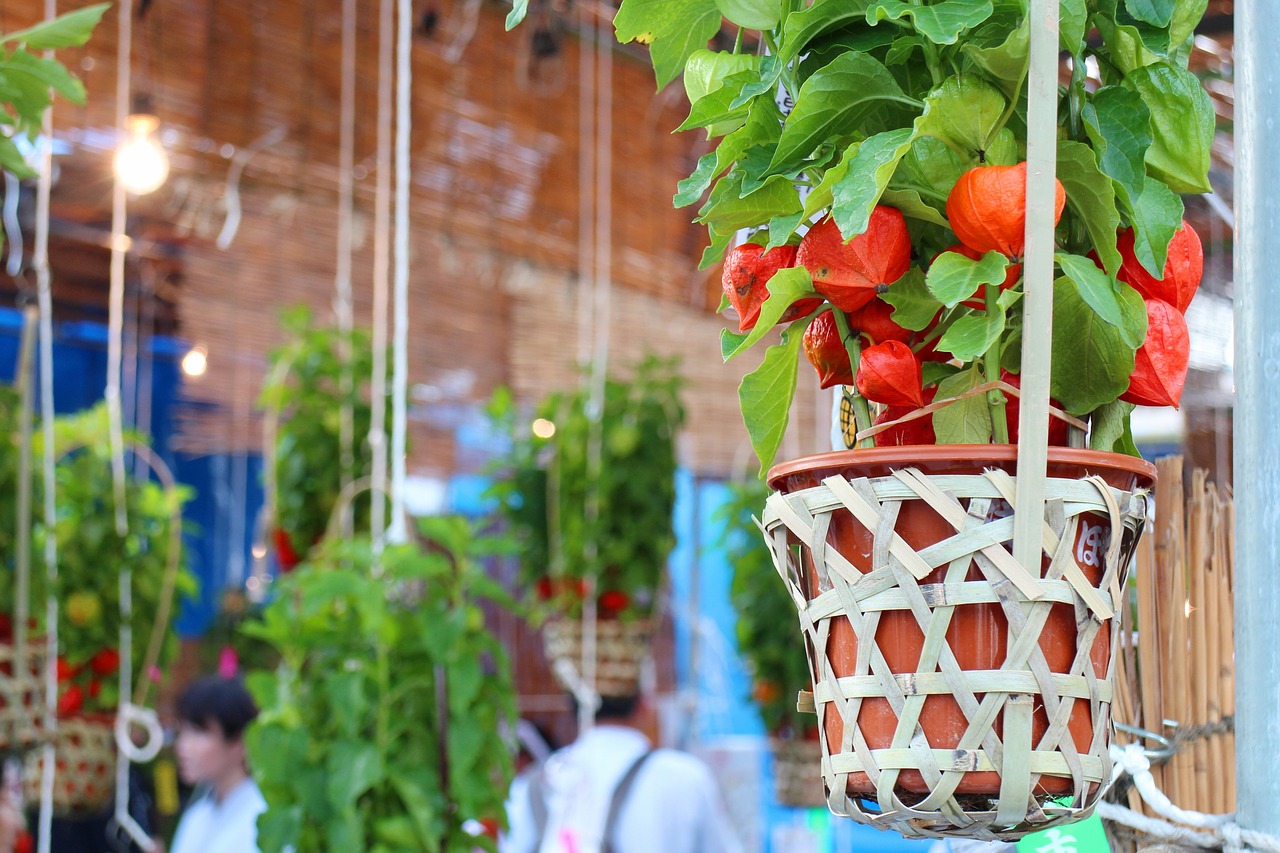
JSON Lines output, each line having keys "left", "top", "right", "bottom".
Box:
{"left": 946, "top": 162, "right": 1065, "bottom": 259}
{"left": 856, "top": 341, "right": 925, "bottom": 408}
{"left": 1116, "top": 221, "right": 1204, "bottom": 313}
{"left": 1122, "top": 298, "right": 1190, "bottom": 408}
{"left": 797, "top": 209, "right": 911, "bottom": 313}
{"left": 721, "top": 243, "right": 823, "bottom": 332}
{"left": 802, "top": 311, "right": 854, "bottom": 389}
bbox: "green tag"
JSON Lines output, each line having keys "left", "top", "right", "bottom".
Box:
{"left": 1017, "top": 815, "right": 1111, "bottom": 853}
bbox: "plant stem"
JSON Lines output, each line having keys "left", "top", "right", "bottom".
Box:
{"left": 733, "top": 26, "right": 744, "bottom": 55}
{"left": 908, "top": 0, "right": 943, "bottom": 86}
{"left": 830, "top": 308, "right": 875, "bottom": 449}
{"left": 983, "top": 283, "right": 1010, "bottom": 444}
{"left": 989, "top": 74, "right": 1027, "bottom": 153}
{"left": 1068, "top": 52, "right": 1086, "bottom": 141}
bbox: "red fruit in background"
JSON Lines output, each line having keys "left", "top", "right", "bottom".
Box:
{"left": 797, "top": 209, "right": 911, "bottom": 312}
{"left": 90, "top": 648, "right": 120, "bottom": 676}
{"left": 56, "top": 657, "right": 75, "bottom": 682}
{"left": 273, "top": 528, "right": 301, "bottom": 573}
{"left": 57, "top": 685, "right": 84, "bottom": 717}
{"left": 535, "top": 577, "right": 554, "bottom": 600}
{"left": 802, "top": 312, "right": 854, "bottom": 389}
{"left": 856, "top": 341, "right": 925, "bottom": 407}
{"left": 939, "top": 243, "right": 1023, "bottom": 309}
{"left": 721, "top": 243, "right": 822, "bottom": 332}
{"left": 874, "top": 387, "right": 938, "bottom": 447}
{"left": 844, "top": 297, "right": 910, "bottom": 345}
{"left": 1116, "top": 222, "right": 1203, "bottom": 313}
{"left": 88, "top": 679, "right": 102, "bottom": 699}
{"left": 947, "top": 162, "right": 1065, "bottom": 258}
{"left": 598, "top": 590, "right": 630, "bottom": 614}
{"left": 1122, "top": 298, "right": 1190, "bottom": 408}
{"left": 1000, "top": 370, "right": 1071, "bottom": 446}
{"left": 15, "top": 831, "right": 33, "bottom": 853}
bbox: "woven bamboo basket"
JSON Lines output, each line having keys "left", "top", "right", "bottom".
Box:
{"left": 0, "top": 639, "right": 47, "bottom": 751}
{"left": 541, "top": 616, "right": 654, "bottom": 699}
{"left": 763, "top": 446, "right": 1154, "bottom": 839}
{"left": 772, "top": 734, "right": 827, "bottom": 808}
{"left": 23, "top": 714, "right": 116, "bottom": 815}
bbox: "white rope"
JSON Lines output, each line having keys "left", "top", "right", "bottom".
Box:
{"left": 369, "top": 0, "right": 394, "bottom": 561}
{"left": 33, "top": 3, "right": 59, "bottom": 846}
{"left": 1104, "top": 742, "right": 1280, "bottom": 853}
{"left": 334, "top": 0, "right": 357, "bottom": 539}
{"left": 386, "top": 0, "right": 412, "bottom": 545}
{"left": 214, "top": 126, "right": 288, "bottom": 251}
{"left": 106, "top": 0, "right": 133, "bottom": 537}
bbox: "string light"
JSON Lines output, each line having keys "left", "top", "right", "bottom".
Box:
{"left": 114, "top": 113, "right": 169, "bottom": 195}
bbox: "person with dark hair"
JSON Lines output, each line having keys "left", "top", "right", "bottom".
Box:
{"left": 170, "top": 676, "right": 265, "bottom": 853}
{"left": 500, "top": 693, "right": 743, "bottom": 853}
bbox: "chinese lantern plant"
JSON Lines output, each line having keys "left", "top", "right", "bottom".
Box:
{"left": 243, "top": 517, "right": 518, "bottom": 853}
{"left": 487, "top": 356, "right": 685, "bottom": 624}
{"left": 533, "top": 0, "right": 1217, "bottom": 471}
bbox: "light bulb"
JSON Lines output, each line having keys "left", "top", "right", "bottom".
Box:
{"left": 531, "top": 418, "right": 556, "bottom": 439}
{"left": 114, "top": 114, "right": 169, "bottom": 195}
{"left": 181, "top": 345, "right": 207, "bottom": 378}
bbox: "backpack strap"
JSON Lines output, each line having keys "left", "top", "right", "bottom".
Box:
{"left": 600, "top": 749, "right": 657, "bottom": 853}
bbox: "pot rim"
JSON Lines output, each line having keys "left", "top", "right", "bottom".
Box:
{"left": 767, "top": 444, "right": 1158, "bottom": 491}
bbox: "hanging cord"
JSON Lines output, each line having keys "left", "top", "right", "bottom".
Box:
{"left": 441, "top": 0, "right": 482, "bottom": 64}
{"left": 14, "top": 309, "right": 37, "bottom": 732}
{"left": 213, "top": 125, "right": 288, "bottom": 251}
{"left": 32, "top": 1, "right": 59, "bottom": 844}
{"left": 333, "top": 0, "right": 358, "bottom": 540}
{"left": 369, "top": 0, "right": 394, "bottom": 561}
{"left": 107, "top": 0, "right": 135, "bottom": 537}
{"left": 387, "top": 0, "right": 413, "bottom": 545}
{"left": 3, "top": 171, "right": 22, "bottom": 277}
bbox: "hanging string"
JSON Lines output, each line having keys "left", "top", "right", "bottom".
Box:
{"left": 369, "top": 0, "right": 394, "bottom": 559}
{"left": 106, "top": 0, "right": 134, "bottom": 537}
{"left": 334, "top": 0, "right": 357, "bottom": 539}
{"left": 34, "top": 2, "right": 60, "bottom": 847}
{"left": 14, "top": 308, "right": 35, "bottom": 742}
{"left": 387, "top": 0, "right": 412, "bottom": 544}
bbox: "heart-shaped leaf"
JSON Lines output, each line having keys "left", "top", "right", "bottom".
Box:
{"left": 926, "top": 250, "right": 1010, "bottom": 308}
{"left": 741, "top": 327, "right": 805, "bottom": 475}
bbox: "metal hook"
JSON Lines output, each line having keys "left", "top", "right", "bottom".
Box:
{"left": 1115, "top": 721, "right": 1177, "bottom": 761}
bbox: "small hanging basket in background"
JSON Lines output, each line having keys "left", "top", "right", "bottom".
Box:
{"left": 541, "top": 616, "right": 654, "bottom": 700}
{"left": 763, "top": 446, "right": 1154, "bottom": 839}
{"left": 771, "top": 734, "right": 827, "bottom": 809}
{"left": 0, "top": 638, "right": 47, "bottom": 751}
{"left": 23, "top": 714, "right": 116, "bottom": 815}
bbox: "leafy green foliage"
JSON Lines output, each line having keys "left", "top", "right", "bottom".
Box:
{"left": 488, "top": 357, "right": 685, "bottom": 621}
{"left": 244, "top": 518, "right": 518, "bottom": 853}
{"left": 721, "top": 478, "right": 811, "bottom": 735}
{"left": 260, "top": 307, "right": 390, "bottom": 562}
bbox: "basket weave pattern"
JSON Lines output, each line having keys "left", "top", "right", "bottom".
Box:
{"left": 762, "top": 466, "right": 1149, "bottom": 839}
{"left": 542, "top": 617, "right": 653, "bottom": 699}
{"left": 23, "top": 715, "right": 116, "bottom": 815}
{"left": 0, "top": 640, "right": 47, "bottom": 751}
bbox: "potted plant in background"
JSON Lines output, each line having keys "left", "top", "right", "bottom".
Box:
{"left": 511, "top": 0, "right": 1214, "bottom": 838}
{"left": 243, "top": 516, "right": 519, "bottom": 853}
{"left": 721, "top": 477, "right": 824, "bottom": 809}
{"left": 259, "top": 306, "right": 387, "bottom": 570}
{"left": 488, "top": 355, "right": 685, "bottom": 699}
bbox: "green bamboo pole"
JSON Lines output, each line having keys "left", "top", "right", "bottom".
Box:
{"left": 1012, "top": 0, "right": 1058, "bottom": 574}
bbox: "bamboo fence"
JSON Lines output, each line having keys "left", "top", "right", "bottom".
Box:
{"left": 1113, "top": 456, "right": 1235, "bottom": 822}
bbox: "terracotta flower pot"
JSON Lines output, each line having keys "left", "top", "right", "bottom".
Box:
{"left": 764, "top": 445, "right": 1154, "bottom": 836}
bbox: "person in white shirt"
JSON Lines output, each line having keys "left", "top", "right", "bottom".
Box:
{"left": 500, "top": 694, "right": 743, "bottom": 853}
{"left": 170, "top": 676, "right": 266, "bottom": 853}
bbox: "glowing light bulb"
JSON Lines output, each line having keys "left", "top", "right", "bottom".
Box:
{"left": 181, "top": 345, "right": 207, "bottom": 378}
{"left": 114, "top": 114, "right": 169, "bottom": 195}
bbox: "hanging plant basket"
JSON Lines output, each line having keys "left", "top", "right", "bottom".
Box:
{"left": 541, "top": 616, "right": 655, "bottom": 700}
{"left": 0, "top": 638, "right": 47, "bottom": 751}
{"left": 771, "top": 732, "right": 827, "bottom": 809}
{"left": 762, "top": 446, "right": 1154, "bottom": 839}
{"left": 23, "top": 713, "right": 116, "bottom": 816}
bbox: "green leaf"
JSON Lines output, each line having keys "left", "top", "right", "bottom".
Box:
{"left": 699, "top": 227, "right": 735, "bottom": 270}
{"left": 932, "top": 367, "right": 993, "bottom": 444}
{"left": 767, "top": 51, "right": 918, "bottom": 178}
{"left": 1055, "top": 252, "right": 1133, "bottom": 335}
{"left": 326, "top": 741, "right": 384, "bottom": 807}
{"left": 914, "top": 74, "right": 1008, "bottom": 155}
{"left": 830, "top": 128, "right": 915, "bottom": 238}
{"left": 926, "top": 250, "right": 1009, "bottom": 308}
{"left": 1127, "top": 177, "right": 1183, "bottom": 279}
{"left": 894, "top": 135, "right": 968, "bottom": 203}
{"left": 764, "top": 210, "right": 808, "bottom": 249}
{"left": 1095, "top": 15, "right": 1159, "bottom": 75}
{"left": 678, "top": 70, "right": 758, "bottom": 136}
{"left": 716, "top": 0, "right": 782, "bottom": 30}
{"left": 962, "top": 11, "right": 1028, "bottom": 98}
{"left": 506, "top": 0, "right": 529, "bottom": 29}
{"left": 1122, "top": 62, "right": 1214, "bottom": 193}
{"left": 721, "top": 328, "right": 749, "bottom": 360}
{"left": 880, "top": 187, "right": 949, "bottom": 228}
{"left": 881, "top": 267, "right": 940, "bottom": 331}
{"left": 775, "top": 0, "right": 879, "bottom": 70}
{"left": 922, "top": 361, "right": 960, "bottom": 387}
{"left": 675, "top": 152, "right": 723, "bottom": 208}
{"left": 1060, "top": 0, "right": 1087, "bottom": 51}
{"left": 614, "top": 0, "right": 722, "bottom": 89}
{"left": 1049, "top": 276, "right": 1140, "bottom": 415}
{"left": 696, "top": 172, "right": 802, "bottom": 234}
{"left": 1124, "top": 0, "right": 1174, "bottom": 27}
{"left": 866, "top": 0, "right": 995, "bottom": 45}
{"left": 722, "top": 268, "right": 818, "bottom": 360}
{"left": 740, "top": 327, "right": 804, "bottom": 476}
{"left": 2, "top": 4, "right": 108, "bottom": 48}
{"left": 1169, "top": 0, "right": 1209, "bottom": 51}
{"left": 1056, "top": 140, "right": 1122, "bottom": 276}
{"left": 938, "top": 311, "right": 1006, "bottom": 361}
{"left": 683, "top": 50, "right": 758, "bottom": 105}
{"left": 1082, "top": 86, "right": 1151, "bottom": 211}
{"left": 1088, "top": 399, "right": 1138, "bottom": 454}
{"left": 0, "top": 136, "right": 35, "bottom": 179}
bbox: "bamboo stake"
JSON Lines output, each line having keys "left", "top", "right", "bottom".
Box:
{"left": 1219, "top": 494, "right": 1236, "bottom": 814}
{"left": 1203, "top": 486, "right": 1225, "bottom": 815}
{"left": 1135, "top": 524, "right": 1160, "bottom": 813}
{"left": 1188, "top": 470, "right": 1211, "bottom": 813}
